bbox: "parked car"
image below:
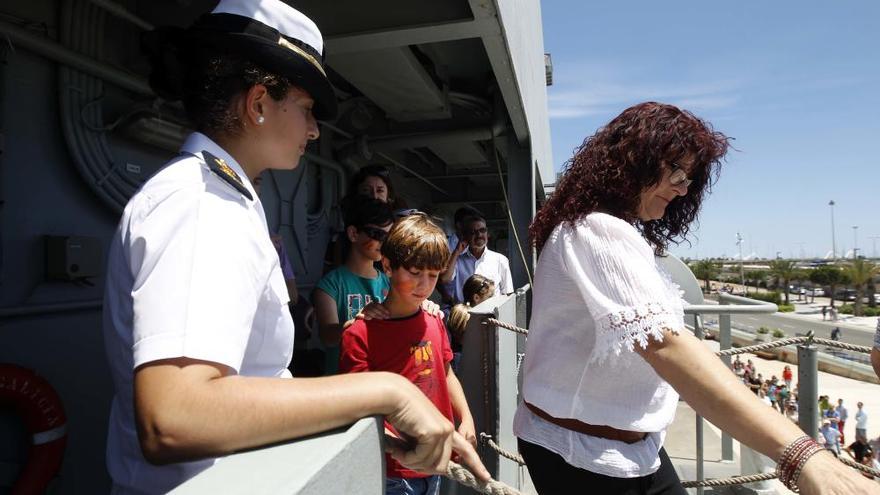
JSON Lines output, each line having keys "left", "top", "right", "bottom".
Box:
{"left": 833, "top": 289, "right": 857, "bottom": 301}
{"left": 806, "top": 288, "right": 826, "bottom": 297}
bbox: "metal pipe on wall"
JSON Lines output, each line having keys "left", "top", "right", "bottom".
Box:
{"left": 87, "top": 0, "right": 154, "bottom": 30}
{"left": 0, "top": 18, "right": 153, "bottom": 96}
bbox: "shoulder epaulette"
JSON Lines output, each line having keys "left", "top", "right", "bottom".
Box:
{"left": 203, "top": 150, "right": 253, "bottom": 201}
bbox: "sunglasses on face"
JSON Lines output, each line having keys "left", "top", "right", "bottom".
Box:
{"left": 669, "top": 164, "right": 693, "bottom": 188}
{"left": 359, "top": 226, "right": 389, "bottom": 243}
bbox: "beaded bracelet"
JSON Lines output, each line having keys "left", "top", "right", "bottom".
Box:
{"left": 787, "top": 442, "right": 825, "bottom": 493}
{"left": 782, "top": 439, "right": 817, "bottom": 488}
{"left": 775, "top": 435, "right": 825, "bottom": 493}
{"left": 776, "top": 435, "right": 813, "bottom": 486}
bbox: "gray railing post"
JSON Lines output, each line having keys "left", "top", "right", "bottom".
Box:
{"left": 718, "top": 304, "right": 734, "bottom": 462}
{"left": 693, "top": 315, "right": 705, "bottom": 495}
{"left": 798, "top": 339, "right": 819, "bottom": 440}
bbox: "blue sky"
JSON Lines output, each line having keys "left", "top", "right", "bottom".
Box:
{"left": 540, "top": 1, "right": 879, "bottom": 260}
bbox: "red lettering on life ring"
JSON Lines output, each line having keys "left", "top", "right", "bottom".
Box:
{"left": 0, "top": 364, "right": 67, "bottom": 495}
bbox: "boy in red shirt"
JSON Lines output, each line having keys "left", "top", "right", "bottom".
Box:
{"left": 340, "top": 214, "right": 477, "bottom": 495}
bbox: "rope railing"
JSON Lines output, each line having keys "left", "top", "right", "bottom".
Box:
{"left": 446, "top": 462, "right": 524, "bottom": 495}
{"left": 483, "top": 318, "right": 874, "bottom": 356}
{"left": 479, "top": 433, "right": 880, "bottom": 488}
{"left": 839, "top": 455, "right": 880, "bottom": 478}
{"left": 482, "top": 317, "right": 530, "bottom": 335}
{"left": 480, "top": 433, "right": 526, "bottom": 465}
{"left": 680, "top": 472, "right": 778, "bottom": 488}
{"left": 717, "top": 336, "right": 872, "bottom": 356}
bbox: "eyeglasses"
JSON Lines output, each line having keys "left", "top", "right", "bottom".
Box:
{"left": 466, "top": 227, "right": 488, "bottom": 236}
{"left": 669, "top": 164, "right": 693, "bottom": 188}
{"left": 359, "top": 226, "right": 389, "bottom": 243}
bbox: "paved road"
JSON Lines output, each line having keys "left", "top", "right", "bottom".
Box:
{"left": 726, "top": 313, "right": 875, "bottom": 349}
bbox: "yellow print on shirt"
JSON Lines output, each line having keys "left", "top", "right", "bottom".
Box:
{"left": 410, "top": 340, "right": 433, "bottom": 376}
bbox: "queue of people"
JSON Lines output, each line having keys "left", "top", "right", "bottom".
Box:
{"left": 99, "top": 1, "right": 880, "bottom": 494}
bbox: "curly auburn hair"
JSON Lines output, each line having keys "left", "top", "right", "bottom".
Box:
{"left": 529, "top": 102, "right": 730, "bottom": 254}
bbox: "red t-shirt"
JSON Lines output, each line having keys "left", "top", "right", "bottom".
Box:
{"left": 339, "top": 309, "right": 454, "bottom": 478}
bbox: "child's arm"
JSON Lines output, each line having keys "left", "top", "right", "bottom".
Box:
{"left": 314, "top": 288, "right": 346, "bottom": 347}
{"left": 445, "top": 364, "right": 476, "bottom": 447}
{"left": 339, "top": 323, "right": 370, "bottom": 373}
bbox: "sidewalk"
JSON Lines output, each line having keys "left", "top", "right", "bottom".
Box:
{"left": 667, "top": 339, "right": 880, "bottom": 494}
{"left": 785, "top": 300, "right": 879, "bottom": 330}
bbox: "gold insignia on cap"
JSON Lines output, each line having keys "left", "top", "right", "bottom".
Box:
{"left": 278, "top": 37, "right": 326, "bottom": 77}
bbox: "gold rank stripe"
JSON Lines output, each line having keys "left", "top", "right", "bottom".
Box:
{"left": 278, "top": 37, "right": 326, "bottom": 77}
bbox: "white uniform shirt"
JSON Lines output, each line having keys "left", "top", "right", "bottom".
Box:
{"left": 514, "top": 212, "right": 685, "bottom": 478}
{"left": 103, "top": 132, "right": 294, "bottom": 494}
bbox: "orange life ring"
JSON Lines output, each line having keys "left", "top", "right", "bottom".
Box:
{"left": 0, "top": 364, "right": 67, "bottom": 495}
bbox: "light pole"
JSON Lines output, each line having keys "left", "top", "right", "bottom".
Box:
{"left": 736, "top": 232, "right": 745, "bottom": 293}
{"left": 829, "top": 200, "right": 837, "bottom": 260}
{"left": 869, "top": 235, "right": 880, "bottom": 259}
{"left": 852, "top": 225, "right": 859, "bottom": 259}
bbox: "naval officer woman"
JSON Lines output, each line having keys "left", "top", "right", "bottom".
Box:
{"left": 102, "top": 1, "right": 488, "bottom": 493}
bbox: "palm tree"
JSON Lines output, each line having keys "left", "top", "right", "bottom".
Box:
{"left": 769, "top": 259, "right": 797, "bottom": 305}
{"left": 745, "top": 270, "right": 768, "bottom": 294}
{"left": 844, "top": 259, "right": 880, "bottom": 316}
{"left": 690, "top": 259, "right": 719, "bottom": 294}
{"left": 810, "top": 265, "right": 848, "bottom": 308}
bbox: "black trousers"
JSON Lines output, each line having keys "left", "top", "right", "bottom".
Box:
{"left": 518, "top": 438, "right": 687, "bottom": 495}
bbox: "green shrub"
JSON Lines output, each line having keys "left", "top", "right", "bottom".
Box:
{"left": 772, "top": 328, "right": 786, "bottom": 338}
{"left": 757, "top": 326, "right": 770, "bottom": 334}
{"left": 864, "top": 307, "right": 880, "bottom": 317}
{"left": 838, "top": 304, "right": 854, "bottom": 315}
{"left": 750, "top": 291, "right": 782, "bottom": 305}
{"left": 777, "top": 304, "right": 795, "bottom": 313}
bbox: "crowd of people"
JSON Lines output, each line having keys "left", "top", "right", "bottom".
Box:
{"left": 734, "top": 355, "right": 880, "bottom": 482}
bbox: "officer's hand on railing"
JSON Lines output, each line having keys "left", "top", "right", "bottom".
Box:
{"left": 797, "top": 450, "right": 880, "bottom": 495}
{"left": 384, "top": 382, "right": 490, "bottom": 482}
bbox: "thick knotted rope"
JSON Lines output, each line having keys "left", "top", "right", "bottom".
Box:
{"left": 480, "top": 433, "right": 526, "bottom": 464}
{"left": 446, "top": 461, "right": 524, "bottom": 495}
{"left": 839, "top": 455, "right": 880, "bottom": 478}
{"left": 680, "top": 472, "right": 778, "bottom": 488}
{"left": 718, "top": 336, "right": 872, "bottom": 356}
{"left": 483, "top": 317, "right": 529, "bottom": 335}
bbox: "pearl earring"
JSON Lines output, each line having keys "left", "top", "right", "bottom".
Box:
{"left": 257, "top": 115, "right": 265, "bottom": 125}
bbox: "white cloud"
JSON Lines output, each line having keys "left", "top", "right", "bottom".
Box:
{"left": 546, "top": 59, "right": 747, "bottom": 120}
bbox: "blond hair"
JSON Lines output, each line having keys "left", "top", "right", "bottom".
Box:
{"left": 381, "top": 214, "right": 450, "bottom": 270}
{"left": 447, "top": 303, "right": 471, "bottom": 343}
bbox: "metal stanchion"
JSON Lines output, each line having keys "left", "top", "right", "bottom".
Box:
{"left": 797, "top": 338, "right": 819, "bottom": 439}
{"left": 694, "top": 315, "right": 705, "bottom": 495}
{"left": 718, "top": 312, "right": 734, "bottom": 462}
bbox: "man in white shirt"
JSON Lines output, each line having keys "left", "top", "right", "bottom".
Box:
{"left": 856, "top": 402, "right": 869, "bottom": 442}
{"left": 440, "top": 213, "right": 513, "bottom": 303}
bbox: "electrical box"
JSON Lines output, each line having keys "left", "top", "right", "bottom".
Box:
{"left": 45, "top": 235, "right": 102, "bottom": 281}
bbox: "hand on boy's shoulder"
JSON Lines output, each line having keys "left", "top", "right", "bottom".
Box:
{"left": 420, "top": 299, "right": 443, "bottom": 318}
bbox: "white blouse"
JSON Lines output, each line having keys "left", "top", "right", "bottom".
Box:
{"left": 514, "top": 212, "right": 686, "bottom": 478}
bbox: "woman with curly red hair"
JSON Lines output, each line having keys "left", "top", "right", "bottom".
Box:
{"left": 515, "top": 102, "right": 877, "bottom": 495}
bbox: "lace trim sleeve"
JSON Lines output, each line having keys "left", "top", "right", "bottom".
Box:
{"left": 588, "top": 255, "right": 687, "bottom": 365}
{"left": 589, "top": 302, "right": 685, "bottom": 365}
